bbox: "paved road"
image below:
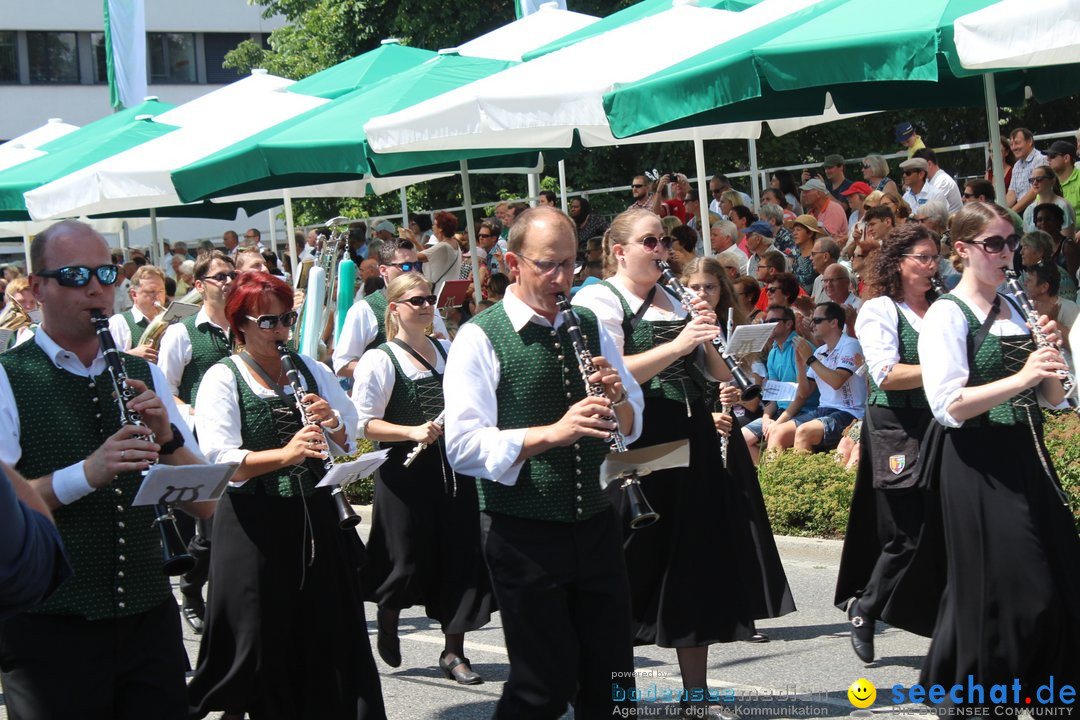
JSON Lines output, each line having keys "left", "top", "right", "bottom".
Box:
{"left": 1, "top": 509, "right": 937, "bottom": 719}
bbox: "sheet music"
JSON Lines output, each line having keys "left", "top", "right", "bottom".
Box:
{"left": 726, "top": 323, "right": 777, "bottom": 356}
{"left": 158, "top": 301, "right": 201, "bottom": 324}
{"left": 132, "top": 463, "right": 237, "bottom": 506}
{"left": 316, "top": 449, "right": 391, "bottom": 488}
{"left": 761, "top": 380, "right": 798, "bottom": 402}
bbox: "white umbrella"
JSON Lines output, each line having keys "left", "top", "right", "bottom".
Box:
{"left": 0, "top": 118, "right": 79, "bottom": 172}
{"left": 953, "top": 0, "right": 1080, "bottom": 70}
{"left": 454, "top": 2, "right": 599, "bottom": 62}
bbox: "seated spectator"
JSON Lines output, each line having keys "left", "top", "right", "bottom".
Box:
{"left": 710, "top": 219, "right": 749, "bottom": 269}
{"left": 769, "top": 302, "right": 866, "bottom": 454}
{"left": 486, "top": 272, "right": 510, "bottom": 302}
{"left": 709, "top": 174, "right": 753, "bottom": 214}
{"left": 571, "top": 260, "right": 604, "bottom": 295}
{"left": 1020, "top": 230, "right": 1078, "bottom": 301}
{"left": 660, "top": 215, "right": 683, "bottom": 238}
{"left": 570, "top": 197, "right": 608, "bottom": 250}
{"left": 666, "top": 225, "right": 698, "bottom": 276}
{"left": 769, "top": 170, "right": 803, "bottom": 214}
{"left": 758, "top": 203, "right": 795, "bottom": 257}
{"left": 810, "top": 237, "right": 843, "bottom": 302}
{"left": 767, "top": 271, "right": 801, "bottom": 310}
{"left": 1032, "top": 202, "right": 1080, "bottom": 280}
{"left": 986, "top": 135, "right": 1015, "bottom": 190}
{"left": 628, "top": 174, "right": 654, "bottom": 210}
{"left": 911, "top": 199, "right": 949, "bottom": 237}
{"left": 800, "top": 179, "right": 849, "bottom": 240}
{"left": 538, "top": 190, "right": 557, "bottom": 206}
{"left": 791, "top": 214, "right": 829, "bottom": 294}
{"left": 733, "top": 276, "right": 763, "bottom": 322}
{"left": 820, "top": 263, "right": 862, "bottom": 337}
{"left": 762, "top": 188, "right": 798, "bottom": 226}
{"left": 862, "top": 205, "right": 895, "bottom": 253}
{"left": 912, "top": 148, "right": 963, "bottom": 213}
{"left": 262, "top": 250, "right": 285, "bottom": 278}
{"left": 235, "top": 247, "right": 269, "bottom": 273}
{"left": 822, "top": 154, "right": 853, "bottom": 210}
{"left": 740, "top": 305, "right": 820, "bottom": 464}
{"left": 717, "top": 189, "right": 747, "bottom": 217}
{"left": 728, "top": 205, "right": 757, "bottom": 251}
{"left": 896, "top": 120, "right": 925, "bottom": 158}
{"left": 841, "top": 181, "right": 874, "bottom": 256}
{"left": 744, "top": 221, "right": 774, "bottom": 275}
{"left": 754, "top": 251, "right": 790, "bottom": 312}
{"left": 899, "top": 157, "right": 945, "bottom": 212}
{"left": 1022, "top": 167, "right": 1076, "bottom": 237}
{"left": 1006, "top": 126, "right": 1048, "bottom": 213}
{"left": 1024, "top": 260, "right": 1078, "bottom": 353}
{"left": 861, "top": 154, "right": 899, "bottom": 196}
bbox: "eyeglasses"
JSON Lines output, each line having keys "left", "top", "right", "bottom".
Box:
{"left": 861, "top": 163, "right": 872, "bottom": 170}
{"left": 811, "top": 317, "right": 830, "bottom": 325}
{"left": 633, "top": 235, "right": 674, "bottom": 252}
{"left": 766, "top": 285, "right": 782, "bottom": 293}
{"left": 199, "top": 271, "right": 237, "bottom": 284}
{"left": 398, "top": 294, "right": 438, "bottom": 308}
{"left": 386, "top": 261, "right": 423, "bottom": 273}
{"left": 689, "top": 283, "right": 719, "bottom": 294}
{"left": 36, "top": 264, "right": 120, "bottom": 288}
{"left": 246, "top": 311, "right": 298, "bottom": 329}
{"left": 477, "top": 233, "right": 495, "bottom": 239}
{"left": 517, "top": 254, "right": 576, "bottom": 277}
{"left": 902, "top": 253, "right": 940, "bottom": 265}
{"left": 966, "top": 234, "right": 1019, "bottom": 254}
{"left": 962, "top": 191, "right": 976, "bottom": 198}
{"left": 1030, "top": 175, "right": 1051, "bottom": 184}
{"left": 631, "top": 184, "right": 646, "bottom": 189}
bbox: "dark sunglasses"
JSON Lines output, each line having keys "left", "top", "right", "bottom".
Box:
{"left": 36, "top": 264, "right": 119, "bottom": 288}
{"left": 635, "top": 235, "right": 674, "bottom": 251}
{"left": 861, "top": 163, "right": 872, "bottom": 169}
{"left": 962, "top": 191, "right": 976, "bottom": 198}
{"left": 199, "top": 271, "right": 238, "bottom": 283}
{"left": 477, "top": 232, "right": 495, "bottom": 239}
{"left": 811, "top": 317, "right": 831, "bottom": 325}
{"left": 631, "top": 183, "right": 646, "bottom": 189}
{"left": 901, "top": 169, "right": 919, "bottom": 176}
{"left": 386, "top": 261, "right": 423, "bottom": 273}
{"left": 966, "top": 234, "right": 1019, "bottom": 254}
{"left": 766, "top": 285, "right": 782, "bottom": 293}
{"left": 398, "top": 294, "right": 438, "bottom": 308}
{"left": 1029, "top": 175, "right": 1051, "bottom": 184}
{"left": 246, "top": 310, "right": 299, "bottom": 329}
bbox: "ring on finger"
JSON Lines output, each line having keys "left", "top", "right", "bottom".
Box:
{"left": 120, "top": 449, "right": 126, "bottom": 460}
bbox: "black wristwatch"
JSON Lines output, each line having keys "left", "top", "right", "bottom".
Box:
{"left": 159, "top": 423, "right": 186, "bottom": 456}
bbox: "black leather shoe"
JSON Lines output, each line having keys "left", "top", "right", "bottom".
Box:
{"left": 848, "top": 599, "right": 875, "bottom": 663}
{"left": 182, "top": 601, "right": 204, "bottom": 635}
{"left": 376, "top": 607, "right": 401, "bottom": 668}
{"left": 439, "top": 651, "right": 482, "bottom": 685}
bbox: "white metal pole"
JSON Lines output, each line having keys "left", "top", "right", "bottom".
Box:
{"left": 748, "top": 138, "right": 761, "bottom": 210}
{"left": 527, "top": 173, "right": 540, "bottom": 208}
{"left": 120, "top": 221, "right": 130, "bottom": 260}
{"left": 460, "top": 160, "right": 482, "bottom": 307}
{"left": 558, "top": 159, "right": 568, "bottom": 213}
{"left": 399, "top": 187, "right": 409, "bottom": 226}
{"left": 22, "top": 233, "right": 31, "bottom": 271}
{"left": 983, "top": 73, "right": 1007, "bottom": 203}
{"left": 267, "top": 207, "right": 277, "bottom": 257}
{"left": 150, "top": 208, "right": 161, "bottom": 265}
{"left": 283, "top": 190, "right": 299, "bottom": 287}
{"left": 694, "top": 131, "right": 713, "bottom": 257}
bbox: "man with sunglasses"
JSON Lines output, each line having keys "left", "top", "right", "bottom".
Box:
{"left": 912, "top": 149, "right": 963, "bottom": 213}
{"left": 444, "top": 206, "right": 643, "bottom": 719}
{"left": 627, "top": 174, "right": 652, "bottom": 210}
{"left": 899, "top": 157, "right": 945, "bottom": 214}
{"left": 0, "top": 220, "right": 212, "bottom": 720}
{"left": 333, "top": 240, "right": 447, "bottom": 379}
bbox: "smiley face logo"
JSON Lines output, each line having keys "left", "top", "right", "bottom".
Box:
{"left": 848, "top": 678, "right": 876, "bottom": 708}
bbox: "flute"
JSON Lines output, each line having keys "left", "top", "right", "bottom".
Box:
{"left": 656, "top": 261, "right": 762, "bottom": 401}
{"left": 1003, "top": 270, "right": 1078, "bottom": 411}
{"left": 403, "top": 410, "right": 445, "bottom": 468}
{"left": 276, "top": 342, "right": 362, "bottom": 528}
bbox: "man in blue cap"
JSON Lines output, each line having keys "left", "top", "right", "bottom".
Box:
{"left": 895, "top": 121, "right": 925, "bottom": 158}
{"left": 745, "top": 220, "right": 776, "bottom": 277}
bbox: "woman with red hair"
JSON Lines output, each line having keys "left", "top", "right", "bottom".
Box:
{"left": 187, "top": 272, "right": 385, "bottom": 720}
{"left": 416, "top": 210, "right": 463, "bottom": 299}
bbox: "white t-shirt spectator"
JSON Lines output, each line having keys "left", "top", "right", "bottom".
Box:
{"left": 806, "top": 333, "right": 866, "bottom": 417}
{"left": 928, "top": 168, "right": 964, "bottom": 214}
{"left": 902, "top": 183, "right": 945, "bottom": 212}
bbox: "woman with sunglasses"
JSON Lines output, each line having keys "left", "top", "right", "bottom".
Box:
{"left": 913, "top": 203, "right": 1078, "bottom": 709}
{"left": 573, "top": 208, "right": 758, "bottom": 715}
{"left": 833, "top": 223, "right": 941, "bottom": 664}
{"left": 1021, "top": 170, "right": 1075, "bottom": 237}
{"left": 682, "top": 257, "right": 794, "bottom": 643}
{"left": 188, "top": 272, "right": 385, "bottom": 720}
{"left": 861, "top": 155, "right": 899, "bottom": 196}
{"left": 351, "top": 274, "right": 493, "bottom": 685}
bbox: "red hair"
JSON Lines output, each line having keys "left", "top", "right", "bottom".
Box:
{"left": 433, "top": 210, "right": 459, "bottom": 238}
{"left": 225, "top": 271, "right": 294, "bottom": 344}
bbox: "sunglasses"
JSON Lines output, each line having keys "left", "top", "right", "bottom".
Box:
{"left": 1029, "top": 175, "right": 1051, "bottom": 184}
{"left": 398, "top": 294, "right": 438, "bottom": 308}
{"left": 962, "top": 191, "right": 976, "bottom": 199}
{"left": 966, "top": 234, "right": 1019, "bottom": 254}
{"left": 634, "top": 235, "right": 674, "bottom": 251}
{"left": 200, "top": 271, "right": 238, "bottom": 284}
{"left": 766, "top": 286, "right": 782, "bottom": 293}
{"left": 861, "top": 163, "right": 872, "bottom": 170}
{"left": 477, "top": 233, "right": 495, "bottom": 239}
{"left": 631, "top": 184, "right": 646, "bottom": 189}
{"left": 246, "top": 310, "right": 299, "bottom": 329}
{"left": 902, "top": 169, "right": 919, "bottom": 176}
{"left": 386, "top": 261, "right": 423, "bottom": 273}
{"left": 811, "top": 317, "right": 830, "bottom": 325}
{"left": 36, "top": 264, "right": 119, "bottom": 288}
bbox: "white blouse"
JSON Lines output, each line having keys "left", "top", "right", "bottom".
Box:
{"left": 350, "top": 338, "right": 451, "bottom": 439}
{"left": 572, "top": 276, "right": 686, "bottom": 352}
{"left": 855, "top": 296, "right": 926, "bottom": 387}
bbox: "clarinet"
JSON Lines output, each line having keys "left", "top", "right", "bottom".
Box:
{"left": 1003, "top": 271, "right": 1078, "bottom": 411}
{"left": 89, "top": 310, "right": 196, "bottom": 576}
{"left": 276, "top": 342, "right": 362, "bottom": 528}
{"left": 555, "top": 294, "right": 658, "bottom": 530}
{"left": 656, "top": 261, "right": 762, "bottom": 401}
{"left": 930, "top": 273, "right": 946, "bottom": 296}
{"left": 403, "top": 410, "right": 445, "bottom": 468}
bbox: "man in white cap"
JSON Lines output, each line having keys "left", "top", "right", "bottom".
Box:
{"left": 899, "top": 157, "right": 944, "bottom": 211}
{"left": 800, "top": 178, "right": 848, "bottom": 241}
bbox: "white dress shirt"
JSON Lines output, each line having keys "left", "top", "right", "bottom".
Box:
{"left": 157, "top": 307, "right": 231, "bottom": 399}
{"left": 333, "top": 295, "right": 449, "bottom": 374}
{"left": 107, "top": 306, "right": 150, "bottom": 352}
{"left": 194, "top": 352, "right": 356, "bottom": 486}
{"left": 855, "top": 296, "right": 924, "bottom": 387}
{"left": 918, "top": 291, "right": 1044, "bottom": 427}
{"left": 0, "top": 328, "right": 202, "bottom": 500}
{"left": 443, "top": 285, "right": 644, "bottom": 486}
{"left": 928, "top": 168, "right": 964, "bottom": 214}
{"left": 902, "top": 183, "right": 945, "bottom": 211}
{"left": 351, "top": 338, "right": 451, "bottom": 438}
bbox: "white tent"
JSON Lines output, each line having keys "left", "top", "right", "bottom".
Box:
{"left": 0, "top": 118, "right": 79, "bottom": 172}
{"left": 453, "top": 2, "right": 599, "bottom": 62}
{"left": 953, "top": 0, "right": 1080, "bottom": 70}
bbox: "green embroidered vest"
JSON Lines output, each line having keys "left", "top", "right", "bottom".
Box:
{"left": 867, "top": 301, "right": 929, "bottom": 409}
{"left": 599, "top": 280, "right": 706, "bottom": 405}
{"left": 942, "top": 294, "right": 1037, "bottom": 427}
{"left": 121, "top": 309, "right": 149, "bottom": 345}
{"left": 378, "top": 339, "right": 447, "bottom": 448}
{"left": 364, "top": 290, "right": 389, "bottom": 352}
{"left": 221, "top": 354, "right": 325, "bottom": 497}
{"left": 0, "top": 341, "right": 169, "bottom": 620}
{"left": 177, "top": 314, "right": 232, "bottom": 404}
{"left": 471, "top": 302, "right": 610, "bottom": 523}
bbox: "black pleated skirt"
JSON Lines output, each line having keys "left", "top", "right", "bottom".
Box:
{"left": 919, "top": 423, "right": 1080, "bottom": 707}
{"left": 362, "top": 442, "right": 495, "bottom": 634}
{"left": 619, "top": 395, "right": 755, "bottom": 648}
{"left": 187, "top": 488, "right": 386, "bottom": 720}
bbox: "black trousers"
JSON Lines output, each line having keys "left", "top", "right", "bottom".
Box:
{"left": 179, "top": 516, "right": 212, "bottom": 605}
{"left": 0, "top": 596, "right": 188, "bottom": 720}
{"left": 481, "top": 508, "right": 635, "bottom": 720}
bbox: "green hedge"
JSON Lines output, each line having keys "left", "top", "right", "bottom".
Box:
{"left": 756, "top": 411, "right": 1080, "bottom": 538}
{"left": 339, "top": 438, "right": 377, "bottom": 505}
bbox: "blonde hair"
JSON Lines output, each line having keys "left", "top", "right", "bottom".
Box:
{"left": 660, "top": 215, "right": 683, "bottom": 235}
{"left": 601, "top": 207, "right": 656, "bottom": 277}
{"left": 130, "top": 265, "right": 166, "bottom": 289}
{"left": 947, "top": 201, "right": 1009, "bottom": 271}
{"left": 5, "top": 276, "right": 29, "bottom": 301}
{"left": 863, "top": 190, "right": 884, "bottom": 208}
{"left": 719, "top": 189, "right": 745, "bottom": 209}
{"left": 384, "top": 273, "right": 433, "bottom": 341}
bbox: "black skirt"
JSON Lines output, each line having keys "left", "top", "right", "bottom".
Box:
{"left": 619, "top": 395, "right": 755, "bottom": 648}
{"left": 919, "top": 423, "right": 1080, "bottom": 706}
{"left": 187, "top": 488, "right": 386, "bottom": 720}
{"left": 362, "top": 442, "right": 495, "bottom": 634}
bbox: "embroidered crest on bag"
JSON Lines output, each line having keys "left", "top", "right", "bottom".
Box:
{"left": 889, "top": 454, "right": 907, "bottom": 474}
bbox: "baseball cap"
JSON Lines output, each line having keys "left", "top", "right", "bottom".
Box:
{"left": 1046, "top": 140, "right": 1076, "bottom": 159}
{"left": 822, "top": 154, "right": 845, "bottom": 167}
{"left": 899, "top": 157, "right": 928, "bottom": 172}
{"left": 841, "top": 181, "right": 874, "bottom": 197}
{"left": 799, "top": 178, "right": 828, "bottom": 194}
{"left": 895, "top": 121, "right": 916, "bottom": 144}
{"left": 374, "top": 220, "right": 396, "bottom": 234}
{"left": 747, "top": 220, "right": 774, "bottom": 238}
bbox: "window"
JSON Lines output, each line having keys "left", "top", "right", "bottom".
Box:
{"left": 90, "top": 32, "right": 108, "bottom": 84}
{"left": 147, "top": 32, "right": 196, "bottom": 83}
{"left": 0, "top": 31, "right": 16, "bottom": 83}
{"left": 27, "top": 31, "right": 79, "bottom": 83}
{"left": 203, "top": 33, "right": 248, "bottom": 84}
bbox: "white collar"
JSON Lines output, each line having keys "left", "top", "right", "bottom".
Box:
{"left": 33, "top": 326, "right": 103, "bottom": 371}
{"left": 503, "top": 284, "right": 563, "bottom": 332}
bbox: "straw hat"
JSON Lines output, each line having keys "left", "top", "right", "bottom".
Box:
{"left": 791, "top": 214, "right": 828, "bottom": 237}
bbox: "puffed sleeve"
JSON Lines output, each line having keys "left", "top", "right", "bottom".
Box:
{"left": 350, "top": 349, "right": 397, "bottom": 439}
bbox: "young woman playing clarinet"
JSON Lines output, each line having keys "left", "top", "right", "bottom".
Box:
{"left": 572, "top": 208, "right": 758, "bottom": 717}
{"left": 351, "top": 274, "right": 493, "bottom": 685}
{"left": 916, "top": 202, "right": 1079, "bottom": 709}
{"left": 834, "top": 223, "right": 941, "bottom": 663}
{"left": 188, "top": 271, "right": 385, "bottom": 720}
